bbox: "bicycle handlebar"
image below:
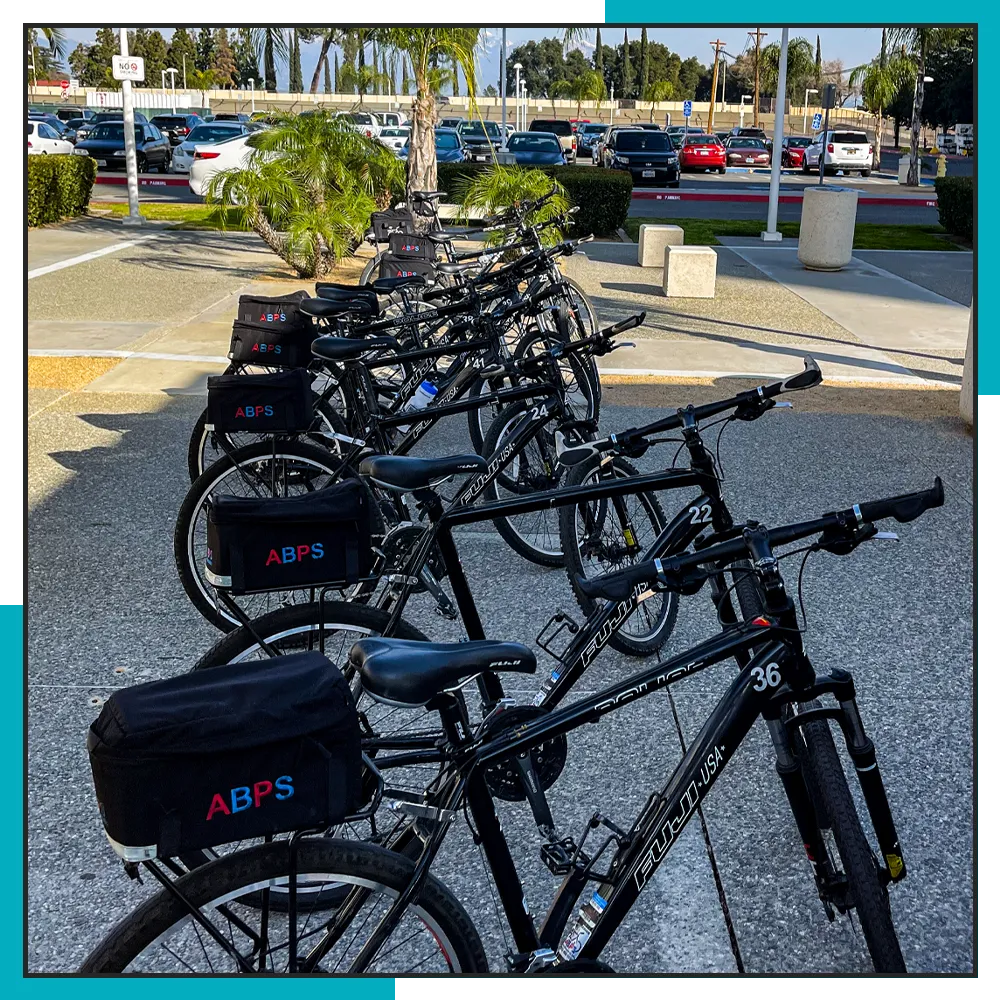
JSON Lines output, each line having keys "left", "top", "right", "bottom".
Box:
{"left": 575, "top": 477, "right": 945, "bottom": 602}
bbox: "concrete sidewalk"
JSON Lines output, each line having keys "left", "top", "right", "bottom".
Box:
{"left": 564, "top": 243, "right": 970, "bottom": 388}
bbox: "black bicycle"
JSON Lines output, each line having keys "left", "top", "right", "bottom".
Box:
{"left": 81, "top": 478, "right": 943, "bottom": 973}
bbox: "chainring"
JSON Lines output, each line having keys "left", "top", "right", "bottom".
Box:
{"left": 482, "top": 705, "right": 568, "bottom": 802}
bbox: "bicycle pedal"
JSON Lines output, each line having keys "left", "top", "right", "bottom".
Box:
{"left": 540, "top": 836, "right": 579, "bottom": 876}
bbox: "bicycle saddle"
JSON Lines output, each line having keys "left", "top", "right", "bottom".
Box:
{"left": 370, "top": 275, "right": 428, "bottom": 293}
{"left": 350, "top": 637, "right": 536, "bottom": 707}
{"left": 311, "top": 335, "right": 398, "bottom": 362}
{"left": 300, "top": 297, "right": 375, "bottom": 319}
{"left": 436, "top": 261, "right": 476, "bottom": 276}
{"left": 314, "top": 285, "right": 381, "bottom": 311}
{"left": 359, "top": 454, "right": 486, "bottom": 492}
{"left": 411, "top": 190, "right": 447, "bottom": 202}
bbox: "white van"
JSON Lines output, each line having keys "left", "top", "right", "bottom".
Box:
{"left": 803, "top": 130, "right": 873, "bottom": 176}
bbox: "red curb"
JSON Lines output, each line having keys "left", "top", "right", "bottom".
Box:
{"left": 95, "top": 174, "right": 190, "bottom": 187}
{"left": 630, "top": 190, "right": 938, "bottom": 208}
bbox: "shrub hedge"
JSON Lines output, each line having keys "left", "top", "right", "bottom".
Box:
{"left": 934, "top": 176, "right": 973, "bottom": 241}
{"left": 27, "top": 155, "right": 98, "bottom": 227}
{"left": 436, "top": 162, "right": 632, "bottom": 237}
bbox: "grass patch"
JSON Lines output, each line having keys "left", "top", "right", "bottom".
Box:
{"left": 91, "top": 202, "right": 250, "bottom": 229}
{"left": 625, "top": 217, "right": 966, "bottom": 251}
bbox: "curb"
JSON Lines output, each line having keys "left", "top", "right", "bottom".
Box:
{"left": 95, "top": 174, "right": 191, "bottom": 187}
{"left": 631, "top": 190, "right": 938, "bottom": 207}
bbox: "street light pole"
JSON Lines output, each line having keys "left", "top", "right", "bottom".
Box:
{"left": 500, "top": 28, "right": 507, "bottom": 145}
{"left": 119, "top": 28, "right": 142, "bottom": 225}
{"left": 248, "top": 79, "right": 255, "bottom": 114}
{"left": 165, "top": 67, "right": 178, "bottom": 113}
{"left": 803, "top": 88, "right": 818, "bottom": 133}
{"left": 739, "top": 94, "right": 750, "bottom": 128}
{"left": 513, "top": 63, "right": 522, "bottom": 130}
{"left": 610, "top": 83, "right": 614, "bottom": 127}
{"left": 762, "top": 28, "right": 788, "bottom": 242}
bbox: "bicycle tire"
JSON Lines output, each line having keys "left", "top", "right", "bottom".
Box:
{"left": 174, "top": 441, "right": 348, "bottom": 633}
{"left": 80, "top": 839, "right": 489, "bottom": 974}
{"left": 794, "top": 718, "right": 907, "bottom": 972}
{"left": 481, "top": 401, "right": 566, "bottom": 568}
{"left": 558, "top": 454, "right": 678, "bottom": 656}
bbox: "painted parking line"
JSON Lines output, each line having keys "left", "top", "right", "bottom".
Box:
{"left": 95, "top": 173, "right": 191, "bottom": 187}
{"left": 27, "top": 233, "right": 163, "bottom": 280}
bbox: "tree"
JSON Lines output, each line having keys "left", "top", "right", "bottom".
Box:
{"left": 77, "top": 28, "right": 119, "bottom": 89}
{"left": 401, "top": 54, "right": 410, "bottom": 96}
{"left": 458, "top": 166, "right": 570, "bottom": 243}
{"left": 760, "top": 36, "right": 814, "bottom": 103}
{"left": 383, "top": 29, "right": 480, "bottom": 199}
{"left": 341, "top": 33, "right": 357, "bottom": 93}
{"left": 594, "top": 28, "right": 603, "bottom": 80}
{"left": 334, "top": 53, "right": 341, "bottom": 93}
{"left": 620, "top": 29, "right": 633, "bottom": 98}
{"left": 849, "top": 31, "right": 915, "bottom": 169}
{"left": 196, "top": 27, "right": 215, "bottom": 73}
{"left": 645, "top": 80, "right": 673, "bottom": 123}
{"left": 232, "top": 29, "right": 259, "bottom": 87}
{"left": 208, "top": 112, "right": 403, "bottom": 278}
{"left": 167, "top": 29, "right": 198, "bottom": 86}
{"left": 288, "top": 29, "right": 303, "bottom": 93}
{"left": 371, "top": 34, "right": 380, "bottom": 94}
{"left": 638, "top": 27, "right": 649, "bottom": 99}
{"left": 141, "top": 30, "right": 168, "bottom": 89}
{"left": 566, "top": 70, "right": 606, "bottom": 119}
{"left": 814, "top": 34, "right": 822, "bottom": 88}
{"left": 484, "top": 83, "right": 498, "bottom": 98}
{"left": 383, "top": 53, "right": 391, "bottom": 95}
{"left": 677, "top": 55, "right": 707, "bottom": 100}
{"left": 324, "top": 56, "right": 332, "bottom": 95}
{"left": 213, "top": 28, "right": 237, "bottom": 89}
{"left": 921, "top": 27, "right": 973, "bottom": 128}
{"left": 254, "top": 28, "right": 288, "bottom": 91}
{"left": 305, "top": 29, "right": 341, "bottom": 95}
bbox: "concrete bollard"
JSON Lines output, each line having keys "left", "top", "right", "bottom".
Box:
{"left": 960, "top": 305, "right": 974, "bottom": 427}
{"left": 797, "top": 186, "right": 859, "bottom": 272}
{"left": 662, "top": 245, "right": 717, "bottom": 298}
{"left": 638, "top": 224, "right": 684, "bottom": 266}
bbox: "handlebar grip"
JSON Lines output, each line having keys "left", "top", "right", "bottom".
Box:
{"left": 765, "top": 355, "right": 823, "bottom": 397}
{"left": 606, "top": 313, "right": 646, "bottom": 337}
{"left": 575, "top": 562, "right": 659, "bottom": 602}
{"left": 857, "top": 477, "right": 944, "bottom": 525}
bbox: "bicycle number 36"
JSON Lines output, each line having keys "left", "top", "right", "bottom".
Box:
{"left": 688, "top": 503, "right": 712, "bottom": 525}
{"left": 751, "top": 662, "right": 782, "bottom": 691}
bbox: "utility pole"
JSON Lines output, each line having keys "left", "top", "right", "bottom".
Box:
{"left": 119, "top": 28, "right": 142, "bottom": 225}
{"left": 750, "top": 27, "right": 767, "bottom": 127}
{"left": 707, "top": 39, "right": 726, "bottom": 134}
{"left": 500, "top": 28, "right": 507, "bottom": 145}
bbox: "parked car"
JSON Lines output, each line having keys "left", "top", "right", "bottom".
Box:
{"left": 679, "top": 133, "right": 726, "bottom": 173}
{"left": 189, "top": 134, "right": 253, "bottom": 197}
{"left": 375, "top": 111, "right": 408, "bottom": 127}
{"left": 150, "top": 114, "right": 204, "bottom": 146}
{"left": 213, "top": 112, "right": 250, "bottom": 123}
{"left": 378, "top": 126, "right": 411, "bottom": 152}
{"left": 170, "top": 122, "right": 248, "bottom": 173}
{"left": 802, "top": 130, "right": 873, "bottom": 176}
{"left": 439, "top": 116, "right": 464, "bottom": 130}
{"left": 56, "top": 106, "right": 95, "bottom": 122}
{"left": 505, "top": 132, "right": 565, "bottom": 167}
{"left": 72, "top": 121, "right": 172, "bottom": 172}
{"left": 528, "top": 118, "right": 576, "bottom": 162}
{"left": 398, "top": 128, "right": 466, "bottom": 164}
{"left": 576, "top": 123, "right": 608, "bottom": 160}
{"left": 75, "top": 111, "right": 148, "bottom": 143}
{"left": 458, "top": 120, "right": 502, "bottom": 161}
{"left": 27, "top": 120, "right": 73, "bottom": 155}
{"left": 29, "top": 112, "right": 70, "bottom": 134}
{"left": 723, "top": 135, "right": 771, "bottom": 167}
{"left": 607, "top": 128, "right": 680, "bottom": 187}
{"left": 60, "top": 118, "right": 88, "bottom": 143}
{"left": 780, "top": 135, "right": 813, "bottom": 168}
{"left": 335, "top": 111, "right": 381, "bottom": 138}
{"left": 728, "top": 126, "right": 768, "bottom": 142}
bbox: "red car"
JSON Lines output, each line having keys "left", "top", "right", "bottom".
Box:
{"left": 781, "top": 135, "right": 812, "bottom": 167}
{"left": 723, "top": 135, "right": 771, "bottom": 167}
{"left": 678, "top": 134, "right": 726, "bottom": 173}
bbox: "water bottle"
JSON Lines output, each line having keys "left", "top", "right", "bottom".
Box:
{"left": 398, "top": 380, "right": 438, "bottom": 433}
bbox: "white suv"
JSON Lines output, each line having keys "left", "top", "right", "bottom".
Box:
{"left": 803, "top": 130, "right": 873, "bottom": 177}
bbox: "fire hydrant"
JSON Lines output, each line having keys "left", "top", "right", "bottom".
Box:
{"left": 937, "top": 154, "right": 947, "bottom": 178}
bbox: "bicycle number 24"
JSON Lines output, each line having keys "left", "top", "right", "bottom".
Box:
{"left": 751, "top": 662, "right": 782, "bottom": 691}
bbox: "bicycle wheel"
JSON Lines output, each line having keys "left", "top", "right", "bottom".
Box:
{"left": 174, "top": 441, "right": 350, "bottom": 632}
{"left": 186, "top": 395, "right": 348, "bottom": 483}
{"left": 80, "top": 839, "right": 489, "bottom": 974}
{"left": 481, "top": 401, "right": 566, "bottom": 568}
{"left": 513, "top": 329, "right": 598, "bottom": 437}
{"left": 558, "top": 454, "right": 676, "bottom": 656}
{"left": 792, "top": 715, "right": 907, "bottom": 972}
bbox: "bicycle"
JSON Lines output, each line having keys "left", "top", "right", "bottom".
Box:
{"left": 81, "top": 478, "right": 944, "bottom": 972}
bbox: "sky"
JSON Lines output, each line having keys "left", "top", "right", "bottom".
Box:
{"left": 55, "top": 26, "right": 884, "bottom": 94}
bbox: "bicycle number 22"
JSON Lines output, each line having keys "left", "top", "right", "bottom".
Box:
{"left": 751, "top": 662, "right": 782, "bottom": 691}
{"left": 688, "top": 503, "right": 712, "bottom": 525}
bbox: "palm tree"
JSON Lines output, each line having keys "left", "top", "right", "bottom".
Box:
{"left": 566, "top": 70, "right": 606, "bottom": 120}
{"left": 29, "top": 28, "right": 67, "bottom": 84}
{"left": 459, "top": 166, "right": 570, "bottom": 244}
{"left": 382, "top": 29, "right": 480, "bottom": 199}
{"left": 207, "top": 112, "right": 403, "bottom": 277}
{"left": 339, "top": 64, "right": 388, "bottom": 107}
{"left": 645, "top": 80, "right": 674, "bottom": 124}
{"left": 760, "top": 37, "right": 815, "bottom": 94}
{"left": 251, "top": 28, "right": 288, "bottom": 91}
{"left": 303, "top": 28, "right": 342, "bottom": 95}
{"left": 849, "top": 31, "right": 915, "bottom": 170}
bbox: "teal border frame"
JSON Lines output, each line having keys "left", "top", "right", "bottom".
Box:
{"left": 13, "top": 11, "right": 984, "bottom": 988}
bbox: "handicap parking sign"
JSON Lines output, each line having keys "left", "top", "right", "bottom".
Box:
{"left": 683, "top": 100, "right": 692, "bottom": 118}
{"left": 811, "top": 112, "right": 823, "bottom": 130}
